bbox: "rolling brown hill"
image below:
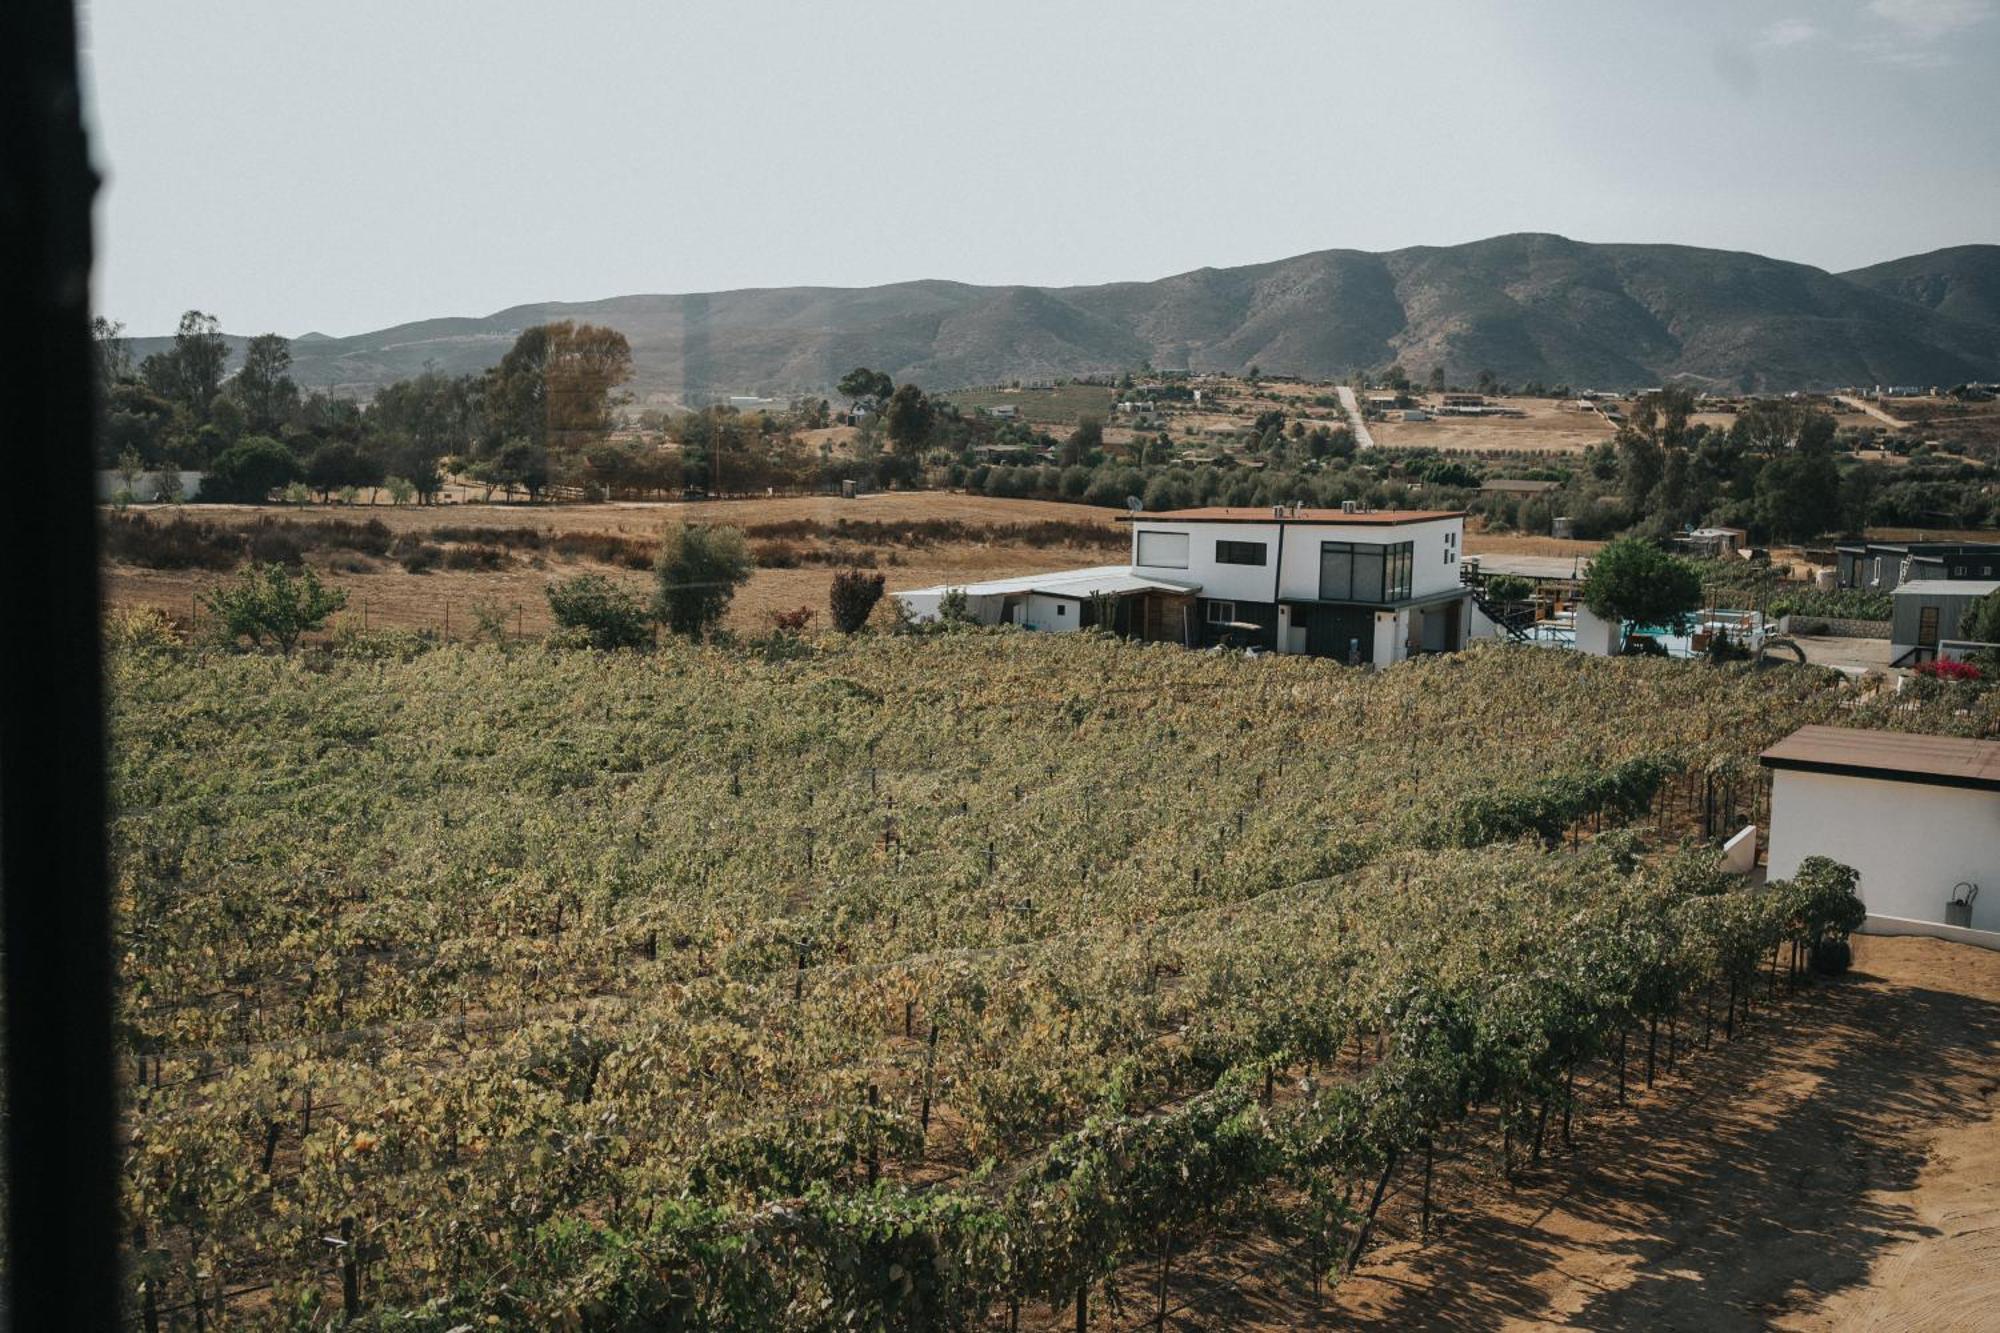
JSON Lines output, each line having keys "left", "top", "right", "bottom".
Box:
{"left": 136, "top": 234, "right": 2000, "bottom": 402}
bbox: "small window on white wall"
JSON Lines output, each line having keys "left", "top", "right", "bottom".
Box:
{"left": 1136, "top": 530, "right": 1190, "bottom": 569}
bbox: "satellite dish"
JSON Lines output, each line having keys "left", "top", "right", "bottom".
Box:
{"left": 1125, "top": 495, "right": 1144, "bottom": 513}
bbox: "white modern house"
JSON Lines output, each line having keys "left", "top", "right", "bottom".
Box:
{"left": 1761, "top": 725, "right": 1999, "bottom": 945}
{"left": 896, "top": 505, "right": 1472, "bottom": 666}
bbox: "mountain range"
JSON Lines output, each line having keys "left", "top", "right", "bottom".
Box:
{"left": 130, "top": 234, "right": 2000, "bottom": 403}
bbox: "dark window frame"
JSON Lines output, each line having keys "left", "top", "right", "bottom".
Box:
{"left": 1319, "top": 540, "right": 1413, "bottom": 603}
{"left": 1215, "top": 538, "right": 1268, "bottom": 566}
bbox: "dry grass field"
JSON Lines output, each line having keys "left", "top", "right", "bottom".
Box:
{"left": 101, "top": 493, "right": 1129, "bottom": 639}
{"left": 100, "top": 493, "right": 1619, "bottom": 642}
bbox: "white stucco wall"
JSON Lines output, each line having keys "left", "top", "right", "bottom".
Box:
{"left": 1766, "top": 769, "right": 2000, "bottom": 930}
{"left": 1023, "top": 593, "right": 1084, "bottom": 633}
{"left": 1574, "top": 606, "right": 1622, "bottom": 656}
{"left": 1128, "top": 516, "right": 1465, "bottom": 604}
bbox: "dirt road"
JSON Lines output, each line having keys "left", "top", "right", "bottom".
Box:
{"left": 1332, "top": 934, "right": 2000, "bottom": 1330}
{"left": 1837, "top": 395, "right": 1914, "bottom": 431}
{"left": 1335, "top": 385, "right": 1377, "bottom": 450}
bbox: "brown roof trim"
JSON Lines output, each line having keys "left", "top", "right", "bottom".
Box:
{"left": 1758, "top": 724, "right": 2000, "bottom": 793}
{"left": 1117, "top": 508, "right": 1466, "bottom": 526}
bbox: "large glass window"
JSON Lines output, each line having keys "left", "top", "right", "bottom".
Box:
{"left": 1319, "top": 540, "right": 1413, "bottom": 602}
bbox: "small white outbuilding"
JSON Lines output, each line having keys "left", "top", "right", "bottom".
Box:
{"left": 1760, "top": 725, "right": 2000, "bottom": 945}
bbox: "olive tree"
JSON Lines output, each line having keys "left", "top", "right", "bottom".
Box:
{"left": 653, "top": 523, "right": 752, "bottom": 640}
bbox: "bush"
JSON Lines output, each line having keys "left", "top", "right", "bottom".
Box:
{"left": 245, "top": 526, "right": 306, "bottom": 567}
{"left": 1485, "top": 574, "right": 1534, "bottom": 602}
{"left": 101, "top": 512, "right": 242, "bottom": 570}
{"left": 200, "top": 436, "right": 298, "bottom": 503}
{"left": 753, "top": 539, "right": 802, "bottom": 569}
{"left": 828, "top": 568, "right": 887, "bottom": 633}
{"left": 104, "top": 606, "right": 184, "bottom": 654}
{"left": 1810, "top": 937, "right": 1853, "bottom": 976}
{"left": 770, "top": 606, "right": 814, "bottom": 634}
{"left": 654, "top": 524, "right": 752, "bottom": 641}
{"left": 394, "top": 538, "right": 443, "bottom": 573}
{"left": 1914, "top": 658, "right": 1982, "bottom": 682}
{"left": 202, "top": 562, "right": 348, "bottom": 654}
{"left": 441, "top": 543, "right": 510, "bottom": 572}
{"left": 546, "top": 573, "right": 654, "bottom": 650}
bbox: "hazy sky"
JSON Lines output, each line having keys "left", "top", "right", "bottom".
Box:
{"left": 83, "top": 0, "right": 2000, "bottom": 337}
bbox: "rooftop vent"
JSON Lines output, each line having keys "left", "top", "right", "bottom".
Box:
{"left": 1272, "top": 504, "right": 1285, "bottom": 519}
{"left": 1341, "top": 500, "right": 1359, "bottom": 514}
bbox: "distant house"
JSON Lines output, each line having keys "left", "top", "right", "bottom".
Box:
{"left": 983, "top": 404, "right": 1020, "bottom": 420}
{"left": 1440, "top": 393, "right": 1485, "bottom": 408}
{"left": 1836, "top": 540, "right": 2000, "bottom": 593}
{"left": 896, "top": 506, "right": 1471, "bottom": 665}
{"left": 1761, "top": 725, "right": 1999, "bottom": 942}
{"left": 1479, "top": 479, "right": 1560, "bottom": 496}
{"left": 1890, "top": 579, "right": 2000, "bottom": 664}
{"left": 1677, "top": 526, "right": 1748, "bottom": 559}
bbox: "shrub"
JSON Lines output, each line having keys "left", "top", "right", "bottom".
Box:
{"left": 1484, "top": 574, "right": 1534, "bottom": 603}
{"left": 394, "top": 538, "right": 443, "bottom": 573}
{"left": 202, "top": 562, "right": 348, "bottom": 654}
{"left": 441, "top": 543, "right": 510, "bottom": 572}
{"left": 770, "top": 606, "right": 814, "bottom": 634}
{"left": 1913, "top": 658, "right": 1982, "bottom": 682}
{"left": 546, "top": 573, "right": 654, "bottom": 650}
{"left": 654, "top": 524, "right": 752, "bottom": 641}
{"left": 245, "top": 526, "right": 306, "bottom": 567}
{"left": 104, "top": 606, "right": 184, "bottom": 654}
{"left": 200, "top": 436, "right": 298, "bottom": 503}
{"left": 101, "top": 513, "right": 242, "bottom": 570}
{"left": 752, "top": 539, "right": 802, "bottom": 569}
{"left": 828, "top": 568, "right": 887, "bottom": 633}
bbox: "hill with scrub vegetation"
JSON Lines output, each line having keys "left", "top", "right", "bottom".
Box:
{"left": 129, "top": 236, "right": 2000, "bottom": 401}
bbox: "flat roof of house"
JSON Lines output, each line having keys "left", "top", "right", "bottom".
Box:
{"left": 1480, "top": 479, "right": 1560, "bottom": 493}
{"left": 895, "top": 565, "right": 1200, "bottom": 600}
{"left": 1118, "top": 507, "right": 1465, "bottom": 526}
{"left": 1891, "top": 579, "right": 2000, "bottom": 597}
{"left": 1468, "top": 553, "right": 1591, "bottom": 581}
{"left": 1759, "top": 724, "right": 2000, "bottom": 792}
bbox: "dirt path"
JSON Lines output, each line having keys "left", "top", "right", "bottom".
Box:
{"left": 1836, "top": 395, "right": 1914, "bottom": 431}
{"left": 1327, "top": 935, "right": 2000, "bottom": 1330}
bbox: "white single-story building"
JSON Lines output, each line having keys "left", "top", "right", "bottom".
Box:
{"left": 894, "top": 565, "right": 1201, "bottom": 635}
{"left": 895, "top": 505, "right": 1472, "bottom": 666}
{"left": 1761, "top": 725, "right": 2000, "bottom": 945}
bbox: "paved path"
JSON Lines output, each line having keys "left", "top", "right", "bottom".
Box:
{"left": 1335, "top": 385, "right": 1376, "bottom": 450}
{"left": 1836, "top": 394, "right": 1913, "bottom": 431}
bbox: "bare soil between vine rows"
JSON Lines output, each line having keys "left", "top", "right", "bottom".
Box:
{"left": 1029, "top": 934, "right": 2000, "bottom": 1330}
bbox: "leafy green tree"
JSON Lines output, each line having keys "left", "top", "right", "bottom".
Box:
{"left": 828, "top": 568, "right": 886, "bottom": 633}
{"left": 838, "top": 367, "right": 894, "bottom": 408}
{"left": 547, "top": 573, "right": 655, "bottom": 649}
{"left": 485, "top": 322, "right": 631, "bottom": 454}
{"left": 305, "top": 441, "right": 382, "bottom": 502}
{"left": 474, "top": 437, "right": 551, "bottom": 501}
{"left": 141, "top": 310, "right": 229, "bottom": 419}
{"left": 884, "top": 383, "right": 933, "bottom": 458}
{"left": 1961, "top": 589, "right": 2000, "bottom": 644}
{"left": 1427, "top": 365, "right": 1446, "bottom": 393}
{"left": 233, "top": 333, "right": 299, "bottom": 434}
{"left": 384, "top": 475, "right": 417, "bottom": 506}
{"left": 1060, "top": 416, "right": 1103, "bottom": 467}
{"left": 200, "top": 435, "right": 298, "bottom": 502}
{"left": 653, "top": 523, "right": 752, "bottom": 640}
{"left": 1753, "top": 443, "right": 1842, "bottom": 542}
{"left": 202, "top": 562, "right": 347, "bottom": 654}
{"left": 1580, "top": 536, "right": 1703, "bottom": 635}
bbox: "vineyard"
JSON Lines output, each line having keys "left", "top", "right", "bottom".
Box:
{"left": 107, "top": 632, "right": 1986, "bottom": 1329}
